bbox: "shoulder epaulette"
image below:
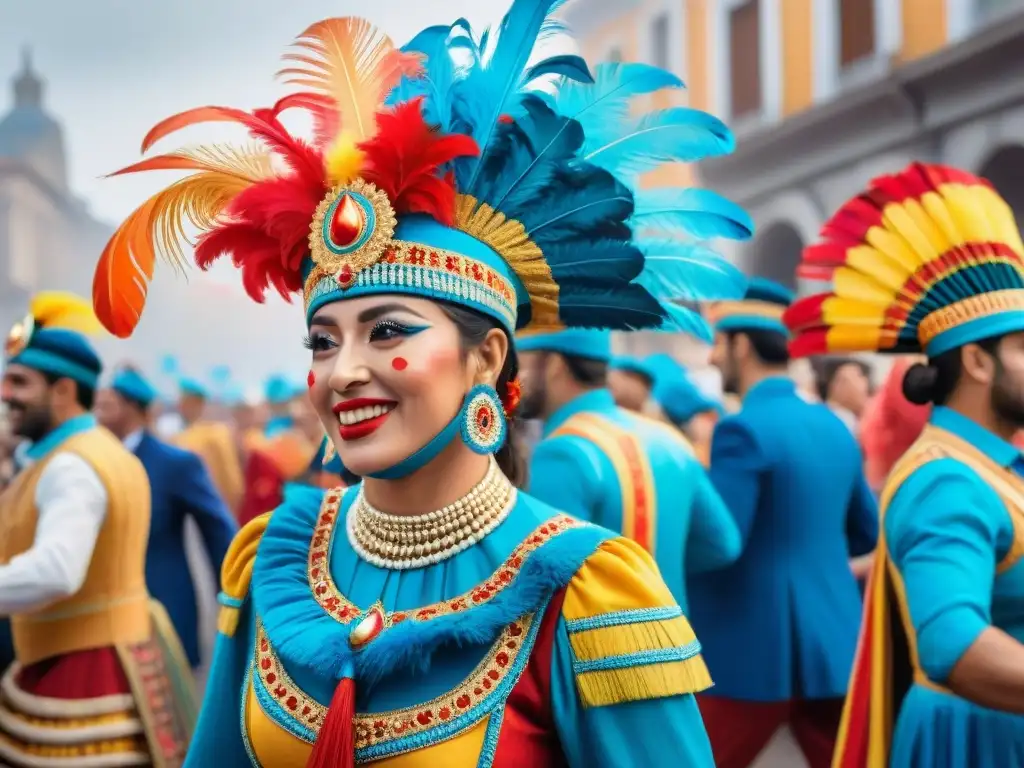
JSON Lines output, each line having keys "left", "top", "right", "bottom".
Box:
{"left": 217, "top": 511, "right": 271, "bottom": 637}
{"left": 562, "top": 537, "right": 711, "bottom": 708}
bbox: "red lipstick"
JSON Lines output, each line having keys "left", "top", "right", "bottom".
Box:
{"left": 332, "top": 398, "right": 397, "bottom": 441}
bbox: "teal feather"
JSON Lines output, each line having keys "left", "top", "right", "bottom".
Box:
{"left": 631, "top": 188, "right": 755, "bottom": 241}
{"left": 522, "top": 54, "right": 593, "bottom": 86}
{"left": 635, "top": 239, "right": 747, "bottom": 302}
{"left": 584, "top": 108, "right": 734, "bottom": 180}
{"left": 659, "top": 302, "right": 713, "bottom": 342}
{"left": 556, "top": 284, "right": 669, "bottom": 329}
{"left": 522, "top": 178, "right": 633, "bottom": 240}
{"left": 545, "top": 240, "right": 644, "bottom": 283}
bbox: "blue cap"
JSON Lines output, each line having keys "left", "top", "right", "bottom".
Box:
{"left": 610, "top": 355, "right": 658, "bottom": 382}
{"left": 514, "top": 329, "right": 612, "bottom": 362}
{"left": 9, "top": 328, "right": 102, "bottom": 390}
{"left": 265, "top": 374, "right": 295, "bottom": 405}
{"left": 111, "top": 368, "right": 158, "bottom": 408}
{"left": 179, "top": 376, "right": 209, "bottom": 399}
{"left": 646, "top": 353, "right": 722, "bottom": 424}
{"left": 710, "top": 277, "right": 794, "bottom": 335}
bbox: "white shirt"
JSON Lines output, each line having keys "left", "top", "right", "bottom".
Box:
{"left": 123, "top": 429, "right": 144, "bottom": 453}
{"left": 0, "top": 452, "right": 108, "bottom": 615}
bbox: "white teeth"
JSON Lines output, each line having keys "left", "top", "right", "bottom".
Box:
{"left": 337, "top": 403, "right": 394, "bottom": 426}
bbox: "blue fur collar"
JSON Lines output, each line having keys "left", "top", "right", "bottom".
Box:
{"left": 251, "top": 485, "right": 610, "bottom": 687}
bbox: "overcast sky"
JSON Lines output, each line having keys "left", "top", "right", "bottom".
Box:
{"left": 0, "top": 0, "right": 520, "bottom": 223}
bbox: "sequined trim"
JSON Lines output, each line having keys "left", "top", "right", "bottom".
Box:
{"left": 918, "top": 288, "right": 1024, "bottom": 346}
{"left": 303, "top": 240, "right": 518, "bottom": 329}
{"left": 250, "top": 613, "right": 537, "bottom": 757}
{"left": 308, "top": 489, "right": 582, "bottom": 627}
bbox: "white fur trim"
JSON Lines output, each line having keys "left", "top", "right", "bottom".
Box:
{"left": 0, "top": 664, "right": 135, "bottom": 720}
{"left": 0, "top": 703, "right": 144, "bottom": 745}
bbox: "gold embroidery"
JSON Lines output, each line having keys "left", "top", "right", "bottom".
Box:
{"left": 252, "top": 615, "right": 534, "bottom": 749}
{"left": 307, "top": 489, "right": 581, "bottom": 627}
{"left": 918, "top": 288, "right": 1024, "bottom": 346}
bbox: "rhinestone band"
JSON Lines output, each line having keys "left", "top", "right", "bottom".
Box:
{"left": 347, "top": 458, "right": 516, "bottom": 570}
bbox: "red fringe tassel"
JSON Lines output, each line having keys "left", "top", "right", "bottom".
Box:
{"left": 307, "top": 677, "right": 355, "bottom": 768}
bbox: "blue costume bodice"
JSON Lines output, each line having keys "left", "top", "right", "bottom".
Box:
{"left": 883, "top": 408, "right": 1024, "bottom": 767}
{"left": 528, "top": 389, "right": 740, "bottom": 613}
{"left": 185, "top": 478, "right": 719, "bottom": 766}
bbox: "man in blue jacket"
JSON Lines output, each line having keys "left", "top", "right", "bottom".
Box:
{"left": 517, "top": 328, "right": 741, "bottom": 613}
{"left": 687, "top": 278, "right": 878, "bottom": 768}
{"left": 94, "top": 366, "right": 237, "bottom": 669}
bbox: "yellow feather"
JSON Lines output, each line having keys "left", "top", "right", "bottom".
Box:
{"left": 827, "top": 325, "right": 885, "bottom": 352}
{"left": 845, "top": 245, "right": 912, "bottom": 291}
{"left": 863, "top": 225, "right": 926, "bottom": 271}
{"left": 834, "top": 266, "right": 908, "bottom": 304}
{"left": 325, "top": 133, "right": 366, "bottom": 185}
{"left": 29, "top": 292, "right": 103, "bottom": 334}
{"left": 821, "top": 296, "right": 891, "bottom": 326}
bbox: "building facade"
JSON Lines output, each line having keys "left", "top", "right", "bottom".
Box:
{"left": 565, "top": 0, "right": 1024, "bottom": 295}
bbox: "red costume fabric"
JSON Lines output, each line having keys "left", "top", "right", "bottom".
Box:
{"left": 859, "top": 359, "right": 930, "bottom": 491}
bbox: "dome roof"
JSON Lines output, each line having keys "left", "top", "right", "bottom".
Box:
{"left": 0, "top": 48, "right": 66, "bottom": 190}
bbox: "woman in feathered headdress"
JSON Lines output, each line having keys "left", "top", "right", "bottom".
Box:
{"left": 93, "top": 3, "right": 750, "bottom": 765}
{"left": 785, "top": 163, "right": 1024, "bottom": 767}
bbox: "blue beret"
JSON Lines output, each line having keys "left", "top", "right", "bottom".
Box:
{"left": 265, "top": 374, "right": 295, "bottom": 405}
{"left": 112, "top": 368, "right": 158, "bottom": 407}
{"left": 9, "top": 328, "right": 102, "bottom": 389}
{"left": 646, "top": 354, "right": 722, "bottom": 424}
{"left": 711, "top": 277, "right": 794, "bottom": 335}
{"left": 514, "top": 329, "right": 612, "bottom": 362}
{"left": 610, "top": 355, "right": 658, "bottom": 382}
{"left": 179, "top": 376, "right": 209, "bottom": 399}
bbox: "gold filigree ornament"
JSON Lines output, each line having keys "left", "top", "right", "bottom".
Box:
{"left": 4, "top": 314, "right": 34, "bottom": 358}
{"left": 309, "top": 179, "right": 398, "bottom": 290}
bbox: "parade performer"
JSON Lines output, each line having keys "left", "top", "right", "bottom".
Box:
{"left": 606, "top": 354, "right": 656, "bottom": 413}
{"left": 689, "top": 277, "right": 878, "bottom": 768}
{"left": 0, "top": 293, "right": 195, "bottom": 766}
{"left": 646, "top": 353, "right": 723, "bottom": 467}
{"left": 88, "top": 2, "right": 755, "bottom": 763}
{"left": 812, "top": 356, "right": 872, "bottom": 437}
{"left": 858, "top": 357, "right": 930, "bottom": 493}
{"left": 785, "top": 162, "right": 1024, "bottom": 767}
{"left": 174, "top": 376, "right": 246, "bottom": 515}
{"left": 95, "top": 366, "right": 238, "bottom": 669}
{"left": 518, "top": 328, "right": 743, "bottom": 612}
{"left": 263, "top": 374, "right": 298, "bottom": 437}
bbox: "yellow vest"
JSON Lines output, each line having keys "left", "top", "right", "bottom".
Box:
{"left": 0, "top": 428, "right": 152, "bottom": 665}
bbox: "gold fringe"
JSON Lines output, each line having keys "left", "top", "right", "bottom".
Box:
{"left": 575, "top": 656, "right": 713, "bottom": 709}
{"left": 454, "top": 194, "right": 560, "bottom": 327}
{"left": 570, "top": 616, "right": 695, "bottom": 662}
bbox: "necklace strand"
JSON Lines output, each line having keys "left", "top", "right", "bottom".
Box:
{"left": 348, "top": 459, "right": 516, "bottom": 570}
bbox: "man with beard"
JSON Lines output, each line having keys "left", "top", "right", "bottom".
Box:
{"left": 515, "top": 328, "right": 740, "bottom": 612}
{"left": 787, "top": 163, "right": 1024, "bottom": 767}
{"left": 0, "top": 293, "right": 195, "bottom": 766}
{"left": 94, "top": 366, "right": 237, "bottom": 670}
{"left": 687, "top": 277, "right": 878, "bottom": 768}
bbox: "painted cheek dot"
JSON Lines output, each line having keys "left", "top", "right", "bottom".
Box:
{"left": 307, "top": 371, "right": 315, "bottom": 388}
{"left": 391, "top": 357, "right": 408, "bottom": 372}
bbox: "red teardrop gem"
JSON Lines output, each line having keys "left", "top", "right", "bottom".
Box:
{"left": 329, "top": 193, "right": 365, "bottom": 249}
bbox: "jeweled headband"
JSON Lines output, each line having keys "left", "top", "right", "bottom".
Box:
{"left": 91, "top": 5, "right": 753, "bottom": 342}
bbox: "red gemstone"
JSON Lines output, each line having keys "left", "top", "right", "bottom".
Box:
{"left": 330, "top": 194, "right": 365, "bottom": 249}
{"left": 350, "top": 605, "right": 385, "bottom": 648}
{"left": 337, "top": 264, "right": 354, "bottom": 288}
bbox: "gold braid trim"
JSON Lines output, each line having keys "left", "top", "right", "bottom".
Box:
{"left": 454, "top": 194, "right": 560, "bottom": 328}
{"left": 918, "top": 288, "right": 1024, "bottom": 347}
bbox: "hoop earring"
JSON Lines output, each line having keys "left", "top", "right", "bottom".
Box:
{"left": 460, "top": 384, "right": 507, "bottom": 455}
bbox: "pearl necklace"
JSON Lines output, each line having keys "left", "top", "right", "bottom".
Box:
{"left": 347, "top": 458, "right": 516, "bottom": 570}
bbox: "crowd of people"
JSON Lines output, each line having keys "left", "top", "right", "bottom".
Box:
{"left": 2, "top": 2, "right": 1024, "bottom": 767}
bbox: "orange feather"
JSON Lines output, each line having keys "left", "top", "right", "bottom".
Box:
{"left": 278, "top": 18, "right": 423, "bottom": 148}
{"left": 93, "top": 146, "right": 277, "bottom": 337}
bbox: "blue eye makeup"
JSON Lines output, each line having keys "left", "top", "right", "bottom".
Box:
{"left": 368, "top": 319, "right": 431, "bottom": 343}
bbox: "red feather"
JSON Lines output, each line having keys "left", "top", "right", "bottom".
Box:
{"left": 782, "top": 294, "right": 828, "bottom": 333}
{"left": 788, "top": 328, "right": 829, "bottom": 359}
{"left": 360, "top": 99, "right": 479, "bottom": 224}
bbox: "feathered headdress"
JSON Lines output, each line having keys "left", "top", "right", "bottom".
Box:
{"left": 93, "top": 1, "right": 750, "bottom": 344}
{"left": 5, "top": 291, "right": 102, "bottom": 359}
{"left": 784, "top": 163, "right": 1024, "bottom": 358}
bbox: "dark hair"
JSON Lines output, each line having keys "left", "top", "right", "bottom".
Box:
{"left": 727, "top": 329, "right": 790, "bottom": 365}
{"left": 561, "top": 354, "right": 608, "bottom": 387}
{"left": 902, "top": 335, "right": 1002, "bottom": 406}
{"left": 42, "top": 372, "right": 95, "bottom": 411}
{"left": 814, "top": 357, "right": 871, "bottom": 401}
{"left": 438, "top": 303, "right": 524, "bottom": 486}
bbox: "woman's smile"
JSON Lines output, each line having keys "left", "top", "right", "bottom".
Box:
{"left": 332, "top": 397, "right": 397, "bottom": 440}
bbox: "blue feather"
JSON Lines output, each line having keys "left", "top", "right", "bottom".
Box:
{"left": 518, "top": 168, "right": 634, "bottom": 242}
{"left": 522, "top": 54, "right": 593, "bottom": 86}
{"left": 553, "top": 62, "right": 683, "bottom": 142}
{"left": 452, "top": 0, "right": 570, "bottom": 191}
{"left": 391, "top": 25, "right": 460, "bottom": 128}
{"left": 557, "top": 284, "right": 669, "bottom": 330}
{"left": 658, "top": 303, "right": 714, "bottom": 342}
{"left": 634, "top": 239, "right": 747, "bottom": 302}
{"left": 631, "top": 188, "right": 755, "bottom": 242}
{"left": 584, "top": 108, "right": 734, "bottom": 179}
{"left": 545, "top": 240, "right": 644, "bottom": 283}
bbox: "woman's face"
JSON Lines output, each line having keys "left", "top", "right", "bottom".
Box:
{"left": 305, "top": 296, "right": 474, "bottom": 477}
